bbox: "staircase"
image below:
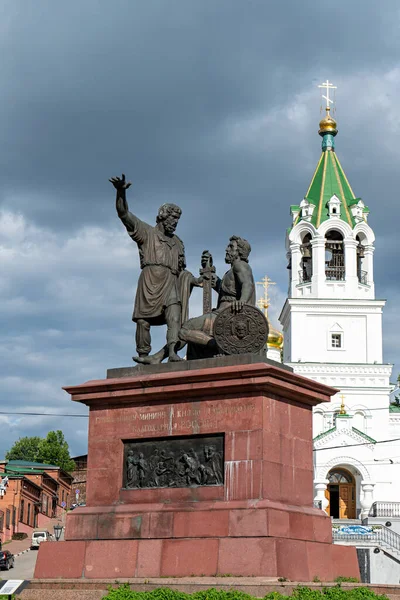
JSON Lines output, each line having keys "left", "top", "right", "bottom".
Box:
{"left": 332, "top": 523, "right": 400, "bottom": 561}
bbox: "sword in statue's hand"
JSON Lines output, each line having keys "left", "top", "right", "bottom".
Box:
{"left": 200, "top": 250, "right": 216, "bottom": 314}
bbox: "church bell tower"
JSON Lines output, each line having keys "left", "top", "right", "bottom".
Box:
{"left": 279, "top": 81, "right": 394, "bottom": 518}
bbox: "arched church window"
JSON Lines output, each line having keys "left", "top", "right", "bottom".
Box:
{"left": 353, "top": 411, "right": 365, "bottom": 432}
{"left": 325, "top": 230, "right": 345, "bottom": 280}
{"left": 356, "top": 235, "right": 367, "bottom": 285}
{"left": 300, "top": 233, "right": 312, "bottom": 283}
{"left": 328, "top": 469, "right": 353, "bottom": 484}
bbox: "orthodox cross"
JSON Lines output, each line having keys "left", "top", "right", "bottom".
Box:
{"left": 339, "top": 394, "right": 346, "bottom": 415}
{"left": 318, "top": 79, "right": 337, "bottom": 110}
{"left": 256, "top": 275, "right": 276, "bottom": 319}
{"left": 200, "top": 250, "right": 216, "bottom": 314}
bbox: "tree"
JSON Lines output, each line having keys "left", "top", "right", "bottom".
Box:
{"left": 5, "top": 436, "right": 42, "bottom": 462}
{"left": 5, "top": 430, "right": 76, "bottom": 473}
{"left": 38, "top": 430, "right": 76, "bottom": 472}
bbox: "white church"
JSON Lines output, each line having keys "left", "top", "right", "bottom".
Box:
{"left": 263, "top": 81, "right": 399, "bottom": 523}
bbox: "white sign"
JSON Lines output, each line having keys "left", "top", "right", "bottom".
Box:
{"left": 0, "top": 579, "right": 25, "bottom": 595}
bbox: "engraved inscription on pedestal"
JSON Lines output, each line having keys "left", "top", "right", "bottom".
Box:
{"left": 123, "top": 434, "right": 224, "bottom": 490}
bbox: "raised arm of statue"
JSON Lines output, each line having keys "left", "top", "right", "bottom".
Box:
{"left": 109, "top": 174, "right": 149, "bottom": 244}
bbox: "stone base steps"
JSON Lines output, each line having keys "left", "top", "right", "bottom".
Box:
{"left": 18, "top": 579, "right": 400, "bottom": 600}
{"left": 332, "top": 519, "right": 362, "bottom": 525}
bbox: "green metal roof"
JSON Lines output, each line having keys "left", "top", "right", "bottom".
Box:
{"left": 4, "top": 460, "right": 74, "bottom": 482}
{"left": 6, "top": 460, "right": 59, "bottom": 470}
{"left": 389, "top": 403, "right": 400, "bottom": 413}
{"left": 313, "top": 426, "right": 376, "bottom": 444}
{"left": 292, "top": 121, "right": 369, "bottom": 230}
{"left": 296, "top": 150, "right": 356, "bottom": 228}
{"left": 313, "top": 426, "right": 335, "bottom": 442}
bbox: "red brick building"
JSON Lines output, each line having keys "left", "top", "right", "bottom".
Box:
{"left": 0, "top": 460, "right": 73, "bottom": 542}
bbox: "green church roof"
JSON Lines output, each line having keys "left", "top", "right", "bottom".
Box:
{"left": 303, "top": 150, "right": 356, "bottom": 228}
{"left": 292, "top": 107, "right": 368, "bottom": 230}
{"left": 313, "top": 426, "right": 376, "bottom": 445}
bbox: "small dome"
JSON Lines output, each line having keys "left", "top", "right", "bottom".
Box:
{"left": 267, "top": 325, "right": 284, "bottom": 349}
{"left": 319, "top": 108, "right": 337, "bottom": 135}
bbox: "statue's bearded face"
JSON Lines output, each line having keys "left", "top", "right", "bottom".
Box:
{"left": 225, "top": 239, "right": 238, "bottom": 264}
{"left": 163, "top": 212, "right": 180, "bottom": 235}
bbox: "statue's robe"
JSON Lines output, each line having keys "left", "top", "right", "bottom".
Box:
{"left": 119, "top": 211, "right": 192, "bottom": 325}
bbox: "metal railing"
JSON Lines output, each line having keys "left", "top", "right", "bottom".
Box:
{"left": 333, "top": 524, "right": 400, "bottom": 555}
{"left": 358, "top": 270, "right": 368, "bottom": 285}
{"left": 369, "top": 502, "right": 400, "bottom": 517}
{"left": 325, "top": 265, "right": 345, "bottom": 281}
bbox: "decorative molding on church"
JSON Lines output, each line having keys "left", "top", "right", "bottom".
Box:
{"left": 315, "top": 455, "right": 373, "bottom": 482}
{"left": 313, "top": 426, "right": 376, "bottom": 451}
{"left": 286, "top": 303, "right": 384, "bottom": 314}
{"left": 289, "top": 363, "right": 393, "bottom": 376}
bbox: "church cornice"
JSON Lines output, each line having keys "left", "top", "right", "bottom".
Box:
{"left": 313, "top": 425, "right": 376, "bottom": 449}
{"left": 279, "top": 298, "right": 385, "bottom": 324}
{"left": 289, "top": 364, "right": 393, "bottom": 376}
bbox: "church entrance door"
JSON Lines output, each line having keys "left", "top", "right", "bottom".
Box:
{"left": 325, "top": 468, "right": 356, "bottom": 519}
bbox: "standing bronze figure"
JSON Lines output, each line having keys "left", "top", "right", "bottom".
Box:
{"left": 110, "top": 174, "right": 199, "bottom": 363}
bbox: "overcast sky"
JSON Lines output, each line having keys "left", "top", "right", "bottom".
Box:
{"left": 0, "top": 0, "right": 399, "bottom": 459}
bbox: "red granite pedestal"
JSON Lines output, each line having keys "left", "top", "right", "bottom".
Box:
{"left": 35, "top": 356, "right": 359, "bottom": 581}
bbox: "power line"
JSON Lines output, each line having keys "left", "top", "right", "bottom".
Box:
{"left": 314, "top": 437, "right": 400, "bottom": 452}
{"left": 0, "top": 405, "right": 399, "bottom": 418}
{"left": 0, "top": 412, "right": 88, "bottom": 418}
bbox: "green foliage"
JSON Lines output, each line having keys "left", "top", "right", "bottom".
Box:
{"left": 101, "top": 586, "right": 389, "bottom": 600}
{"left": 5, "top": 436, "right": 42, "bottom": 462}
{"left": 334, "top": 578, "right": 360, "bottom": 584}
{"left": 5, "top": 430, "right": 75, "bottom": 472}
{"left": 38, "top": 430, "right": 76, "bottom": 472}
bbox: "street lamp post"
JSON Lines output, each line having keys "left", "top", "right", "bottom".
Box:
{"left": 53, "top": 523, "right": 63, "bottom": 542}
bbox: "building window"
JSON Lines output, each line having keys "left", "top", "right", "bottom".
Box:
{"left": 331, "top": 333, "right": 342, "bottom": 348}
{"left": 42, "top": 494, "right": 48, "bottom": 516}
{"left": 20, "top": 500, "right": 24, "bottom": 523}
{"left": 12, "top": 507, "right": 16, "bottom": 527}
{"left": 27, "top": 503, "right": 31, "bottom": 526}
{"left": 6, "top": 510, "right": 10, "bottom": 530}
{"left": 62, "top": 490, "right": 65, "bottom": 503}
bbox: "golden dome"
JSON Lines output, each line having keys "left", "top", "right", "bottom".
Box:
{"left": 319, "top": 108, "right": 337, "bottom": 135}
{"left": 267, "top": 325, "right": 284, "bottom": 349}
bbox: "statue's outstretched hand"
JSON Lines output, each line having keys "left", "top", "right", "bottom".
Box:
{"left": 109, "top": 173, "right": 132, "bottom": 191}
{"left": 201, "top": 250, "right": 213, "bottom": 269}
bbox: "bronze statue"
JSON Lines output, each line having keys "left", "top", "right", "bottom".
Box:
{"left": 110, "top": 174, "right": 200, "bottom": 362}
{"left": 179, "top": 236, "right": 258, "bottom": 359}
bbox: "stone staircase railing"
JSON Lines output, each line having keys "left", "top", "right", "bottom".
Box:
{"left": 333, "top": 524, "right": 400, "bottom": 559}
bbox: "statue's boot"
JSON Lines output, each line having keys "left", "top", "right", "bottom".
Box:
{"left": 133, "top": 340, "right": 186, "bottom": 364}
{"left": 133, "top": 345, "right": 168, "bottom": 365}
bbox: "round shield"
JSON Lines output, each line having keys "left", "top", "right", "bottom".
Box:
{"left": 214, "top": 304, "right": 269, "bottom": 355}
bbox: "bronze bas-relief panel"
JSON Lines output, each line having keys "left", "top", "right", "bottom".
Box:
{"left": 123, "top": 434, "right": 224, "bottom": 490}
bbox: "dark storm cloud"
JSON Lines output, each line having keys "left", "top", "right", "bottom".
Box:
{"left": 1, "top": 0, "right": 399, "bottom": 228}
{"left": 0, "top": 0, "right": 399, "bottom": 457}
